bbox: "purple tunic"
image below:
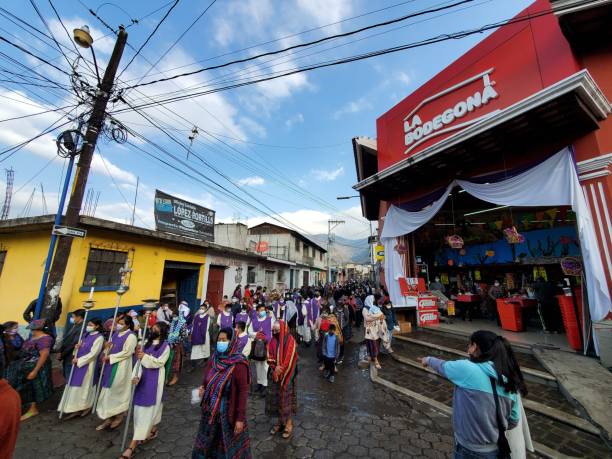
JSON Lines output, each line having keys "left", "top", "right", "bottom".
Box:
{"left": 235, "top": 312, "right": 249, "bottom": 327}
{"left": 133, "top": 342, "right": 169, "bottom": 407}
{"left": 100, "top": 331, "right": 134, "bottom": 388}
{"left": 219, "top": 312, "right": 233, "bottom": 329}
{"left": 296, "top": 300, "right": 305, "bottom": 326}
{"left": 69, "top": 332, "right": 102, "bottom": 387}
{"left": 236, "top": 334, "right": 249, "bottom": 354}
{"left": 191, "top": 314, "right": 209, "bottom": 346}
{"left": 252, "top": 316, "right": 273, "bottom": 343}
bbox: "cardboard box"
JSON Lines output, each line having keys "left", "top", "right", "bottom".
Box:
{"left": 399, "top": 321, "right": 412, "bottom": 333}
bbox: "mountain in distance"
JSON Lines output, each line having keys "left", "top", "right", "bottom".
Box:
{"left": 308, "top": 234, "right": 370, "bottom": 264}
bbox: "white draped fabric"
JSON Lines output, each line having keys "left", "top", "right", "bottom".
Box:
{"left": 381, "top": 148, "right": 611, "bottom": 328}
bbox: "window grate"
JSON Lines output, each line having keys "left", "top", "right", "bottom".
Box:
{"left": 83, "top": 248, "right": 128, "bottom": 288}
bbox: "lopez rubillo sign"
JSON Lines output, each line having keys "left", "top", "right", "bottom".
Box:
{"left": 154, "top": 190, "right": 215, "bottom": 242}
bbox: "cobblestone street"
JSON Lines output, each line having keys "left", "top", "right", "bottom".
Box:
{"left": 14, "top": 336, "right": 456, "bottom": 459}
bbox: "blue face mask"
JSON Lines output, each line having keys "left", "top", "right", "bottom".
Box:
{"left": 69, "top": 317, "right": 75, "bottom": 324}
{"left": 258, "top": 311, "right": 266, "bottom": 318}
{"left": 216, "top": 341, "right": 229, "bottom": 353}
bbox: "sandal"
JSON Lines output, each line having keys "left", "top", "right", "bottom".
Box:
{"left": 109, "top": 415, "right": 125, "bottom": 430}
{"left": 96, "top": 419, "right": 112, "bottom": 431}
{"left": 270, "top": 424, "right": 282, "bottom": 435}
{"left": 20, "top": 410, "right": 38, "bottom": 422}
{"left": 142, "top": 428, "right": 158, "bottom": 444}
{"left": 62, "top": 412, "right": 80, "bottom": 421}
{"left": 119, "top": 446, "right": 136, "bottom": 459}
{"left": 282, "top": 425, "right": 293, "bottom": 439}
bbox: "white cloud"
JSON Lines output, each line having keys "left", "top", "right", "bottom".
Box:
{"left": 285, "top": 113, "right": 304, "bottom": 128}
{"left": 237, "top": 176, "right": 265, "bottom": 186}
{"left": 396, "top": 71, "right": 413, "bottom": 86}
{"left": 311, "top": 166, "right": 344, "bottom": 182}
{"left": 239, "top": 117, "right": 266, "bottom": 138}
{"left": 333, "top": 97, "right": 372, "bottom": 119}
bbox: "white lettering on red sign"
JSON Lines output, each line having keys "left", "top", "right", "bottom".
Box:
{"left": 403, "top": 70, "right": 498, "bottom": 154}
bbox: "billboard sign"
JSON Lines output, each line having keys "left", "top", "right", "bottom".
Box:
{"left": 154, "top": 190, "right": 215, "bottom": 242}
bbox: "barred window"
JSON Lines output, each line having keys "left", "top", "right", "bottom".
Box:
{"left": 0, "top": 251, "right": 6, "bottom": 276}
{"left": 83, "top": 248, "right": 128, "bottom": 287}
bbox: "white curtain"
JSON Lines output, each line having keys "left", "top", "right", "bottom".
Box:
{"left": 381, "top": 147, "right": 611, "bottom": 325}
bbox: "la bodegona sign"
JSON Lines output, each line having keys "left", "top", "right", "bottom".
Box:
{"left": 403, "top": 68, "right": 499, "bottom": 155}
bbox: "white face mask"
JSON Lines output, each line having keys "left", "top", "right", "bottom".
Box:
{"left": 494, "top": 282, "right": 500, "bottom": 287}
{"left": 435, "top": 278, "right": 440, "bottom": 282}
{"left": 86, "top": 325, "right": 95, "bottom": 333}
{"left": 116, "top": 324, "right": 125, "bottom": 331}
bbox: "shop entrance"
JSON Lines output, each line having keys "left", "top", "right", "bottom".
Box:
{"left": 206, "top": 266, "right": 225, "bottom": 309}
{"left": 410, "top": 188, "right": 584, "bottom": 349}
{"left": 302, "top": 270, "right": 309, "bottom": 287}
{"left": 160, "top": 261, "right": 201, "bottom": 313}
{"left": 265, "top": 270, "right": 275, "bottom": 290}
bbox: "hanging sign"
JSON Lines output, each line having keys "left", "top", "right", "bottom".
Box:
{"left": 255, "top": 241, "right": 269, "bottom": 253}
{"left": 154, "top": 190, "right": 215, "bottom": 241}
{"left": 447, "top": 300, "right": 456, "bottom": 316}
{"left": 417, "top": 296, "right": 439, "bottom": 326}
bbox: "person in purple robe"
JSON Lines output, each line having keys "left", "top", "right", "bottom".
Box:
{"left": 235, "top": 321, "right": 252, "bottom": 357}
{"left": 190, "top": 305, "right": 211, "bottom": 366}
{"left": 217, "top": 303, "right": 234, "bottom": 330}
{"left": 235, "top": 304, "right": 251, "bottom": 331}
{"left": 58, "top": 318, "right": 104, "bottom": 418}
{"left": 247, "top": 303, "right": 275, "bottom": 393}
{"left": 120, "top": 323, "right": 170, "bottom": 459}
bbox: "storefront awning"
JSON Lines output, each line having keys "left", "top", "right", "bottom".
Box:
{"left": 354, "top": 70, "right": 611, "bottom": 200}
{"left": 552, "top": 0, "right": 612, "bottom": 51}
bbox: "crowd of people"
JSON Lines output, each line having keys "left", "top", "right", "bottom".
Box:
{"left": 0, "top": 279, "right": 534, "bottom": 459}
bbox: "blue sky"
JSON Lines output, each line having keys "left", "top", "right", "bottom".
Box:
{"left": 0, "top": 0, "right": 533, "bottom": 241}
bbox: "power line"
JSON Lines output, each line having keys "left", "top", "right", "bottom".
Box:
{"left": 115, "top": 1, "right": 580, "bottom": 113}
{"left": 123, "top": 0, "right": 474, "bottom": 90}
{"left": 0, "top": 35, "right": 71, "bottom": 77}
{"left": 0, "top": 104, "right": 75, "bottom": 123}
{"left": 120, "top": 0, "right": 423, "bottom": 83}
{"left": 117, "top": 0, "right": 180, "bottom": 78}
{"left": 125, "top": 0, "right": 217, "bottom": 93}
{"left": 28, "top": 0, "right": 74, "bottom": 71}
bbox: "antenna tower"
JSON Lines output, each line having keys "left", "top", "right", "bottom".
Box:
{"left": 1, "top": 168, "right": 14, "bottom": 220}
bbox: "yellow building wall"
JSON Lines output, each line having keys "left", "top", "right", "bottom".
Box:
{"left": 0, "top": 228, "right": 206, "bottom": 326}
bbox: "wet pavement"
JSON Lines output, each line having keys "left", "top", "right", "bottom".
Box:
{"left": 15, "top": 332, "right": 456, "bottom": 458}
{"left": 377, "top": 351, "right": 611, "bottom": 458}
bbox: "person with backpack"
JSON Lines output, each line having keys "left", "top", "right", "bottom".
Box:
{"left": 419, "top": 330, "right": 529, "bottom": 458}
{"left": 248, "top": 303, "right": 275, "bottom": 396}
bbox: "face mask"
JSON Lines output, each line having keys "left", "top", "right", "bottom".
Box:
{"left": 69, "top": 317, "right": 75, "bottom": 324}
{"left": 151, "top": 330, "right": 160, "bottom": 339}
{"left": 116, "top": 324, "right": 125, "bottom": 331}
{"left": 258, "top": 311, "right": 266, "bottom": 318}
{"left": 494, "top": 282, "right": 500, "bottom": 287}
{"left": 435, "top": 278, "right": 440, "bottom": 282}
{"left": 8, "top": 328, "right": 18, "bottom": 335}
{"left": 86, "top": 325, "right": 95, "bottom": 333}
{"left": 216, "top": 341, "right": 229, "bottom": 353}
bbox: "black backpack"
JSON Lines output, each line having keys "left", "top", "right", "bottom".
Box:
{"left": 251, "top": 337, "right": 267, "bottom": 361}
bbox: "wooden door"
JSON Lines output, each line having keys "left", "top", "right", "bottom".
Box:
{"left": 303, "top": 270, "right": 309, "bottom": 287}
{"left": 206, "top": 266, "right": 225, "bottom": 309}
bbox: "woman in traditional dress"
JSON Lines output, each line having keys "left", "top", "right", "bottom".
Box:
{"left": 190, "top": 304, "right": 212, "bottom": 364}
{"left": 96, "top": 315, "right": 137, "bottom": 430}
{"left": 58, "top": 318, "right": 104, "bottom": 419}
{"left": 167, "top": 309, "right": 189, "bottom": 386}
{"left": 119, "top": 323, "right": 170, "bottom": 459}
{"left": 362, "top": 295, "right": 388, "bottom": 370}
{"left": 266, "top": 320, "right": 298, "bottom": 439}
{"left": 10, "top": 319, "right": 53, "bottom": 421}
{"left": 1, "top": 321, "right": 23, "bottom": 379}
{"left": 192, "top": 328, "right": 252, "bottom": 459}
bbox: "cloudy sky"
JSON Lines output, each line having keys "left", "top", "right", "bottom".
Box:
{"left": 0, "top": 0, "right": 531, "bottom": 240}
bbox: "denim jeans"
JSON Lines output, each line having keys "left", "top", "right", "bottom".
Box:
{"left": 453, "top": 443, "right": 498, "bottom": 459}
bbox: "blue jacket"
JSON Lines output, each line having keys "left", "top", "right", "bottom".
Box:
{"left": 425, "top": 357, "right": 519, "bottom": 453}
{"left": 322, "top": 333, "right": 340, "bottom": 360}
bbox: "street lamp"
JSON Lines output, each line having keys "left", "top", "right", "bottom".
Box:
{"left": 74, "top": 25, "right": 101, "bottom": 85}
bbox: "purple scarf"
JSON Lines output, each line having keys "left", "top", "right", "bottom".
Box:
{"left": 69, "top": 332, "right": 102, "bottom": 387}
{"left": 236, "top": 334, "right": 249, "bottom": 354}
{"left": 133, "top": 342, "right": 169, "bottom": 407}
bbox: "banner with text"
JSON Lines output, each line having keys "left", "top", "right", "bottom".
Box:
{"left": 154, "top": 190, "right": 215, "bottom": 242}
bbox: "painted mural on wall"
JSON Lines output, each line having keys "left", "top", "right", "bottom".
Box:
{"left": 435, "top": 226, "right": 580, "bottom": 267}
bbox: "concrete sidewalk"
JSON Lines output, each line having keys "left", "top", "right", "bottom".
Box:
{"left": 534, "top": 347, "right": 612, "bottom": 444}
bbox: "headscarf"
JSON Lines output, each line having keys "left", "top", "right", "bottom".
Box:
{"left": 267, "top": 320, "right": 297, "bottom": 390}
{"left": 364, "top": 295, "right": 382, "bottom": 315}
{"left": 202, "top": 331, "right": 250, "bottom": 423}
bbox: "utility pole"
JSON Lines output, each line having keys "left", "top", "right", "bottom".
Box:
{"left": 36, "top": 26, "right": 128, "bottom": 321}
{"left": 327, "top": 219, "right": 345, "bottom": 283}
